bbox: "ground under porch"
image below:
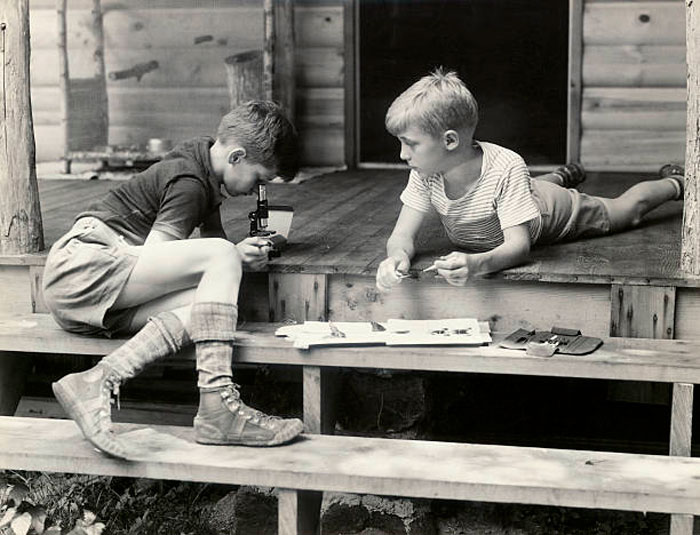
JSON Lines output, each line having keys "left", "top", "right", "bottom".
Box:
{"left": 13, "top": 169, "right": 700, "bottom": 454}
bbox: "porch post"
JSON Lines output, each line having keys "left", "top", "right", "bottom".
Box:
{"left": 0, "top": 0, "right": 44, "bottom": 254}
{"left": 681, "top": 0, "right": 699, "bottom": 275}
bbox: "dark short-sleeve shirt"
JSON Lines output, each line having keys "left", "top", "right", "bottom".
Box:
{"left": 77, "top": 137, "right": 223, "bottom": 245}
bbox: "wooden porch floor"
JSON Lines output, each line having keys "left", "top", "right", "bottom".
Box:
{"left": 36, "top": 169, "right": 690, "bottom": 286}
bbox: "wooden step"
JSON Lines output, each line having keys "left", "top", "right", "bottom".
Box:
{"left": 3, "top": 313, "right": 700, "bottom": 384}
{"left": 1, "top": 416, "right": 700, "bottom": 517}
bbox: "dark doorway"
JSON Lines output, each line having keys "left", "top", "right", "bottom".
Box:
{"left": 359, "top": 0, "right": 569, "bottom": 166}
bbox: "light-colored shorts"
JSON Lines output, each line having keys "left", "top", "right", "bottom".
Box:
{"left": 42, "top": 217, "right": 140, "bottom": 337}
{"left": 532, "top": 181, "right": 612, "bottom": 244}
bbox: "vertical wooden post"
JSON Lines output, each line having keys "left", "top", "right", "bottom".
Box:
{"left": 224, "top": 50, "right": 263, "bottom": 109}
{"left": 263, "top": 0, "right": 295, "bottom": 119}
{"left": 681, "top": 0, "right": 699, "bottom": 275}
{"left": 278, "top": 488, "right": 319, "bottom": 535}
{"left": 669, "top": 383, "right": 695, "bottom": 535}
{"left": 90, "top": 0, "right": 108, "bottom": 140}
{"left": 56, "top": 0, "right": 69, "bottom": 171}
{"left": 0, "top": 0, "right": 44, "bottom": 254}
{"left": 566, "top": 0, "right": 584, "bottom": 164}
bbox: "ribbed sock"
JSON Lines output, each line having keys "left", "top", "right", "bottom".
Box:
{"left": 190, "top": 302, "right": 239, "bottom": 389}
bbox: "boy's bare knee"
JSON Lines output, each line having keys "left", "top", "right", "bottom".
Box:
{"left": 207, "top": 239, "right": 243, "bottom": 275}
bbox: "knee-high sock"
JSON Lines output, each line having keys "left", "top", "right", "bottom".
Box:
{"left": 189, "top": 302, "right": 238, "bottom": 389}
{"left": 101, "top": 310, "right": 191, "bottom": 380}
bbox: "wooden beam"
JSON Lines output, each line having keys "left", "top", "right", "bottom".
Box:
{"left": 567, "top": 0, "right": 584, "bottom": 163}
{"left": 681, "top": 0, "right": 700, "bottom": 275}
{"left": 669, "top": 382, "right": 695, "bottom": 535}
{"left": 263, "top": 0, "right": 295, "bottom": 119}
{"left": 0, "top": 0, "right": 44, "bottom": 254}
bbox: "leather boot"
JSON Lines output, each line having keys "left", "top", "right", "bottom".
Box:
{"left": 194, "top": 385, "right": 304, "bottom": 446}
{"left": 52, "top": 362, "right": 130, "bottom": 458}
{"left": 52, "top": 311, "right": 190, "bottom": 458}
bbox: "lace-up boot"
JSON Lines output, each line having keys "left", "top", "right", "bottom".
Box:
{"left": 52, "top": 311, "right": 190, "bottom": 458}
{"left": 52, "top": 362, "right": 130, "bottom": 458}
{"left": 552, "top": 163, "right": 586, "bottom": 188}
{"left": 194, "top": 385, "right": 304, "bottom": 446}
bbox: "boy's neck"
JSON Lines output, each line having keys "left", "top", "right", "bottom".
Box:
{"left": 443, "top": 140, "right": 482, "bottom": 183}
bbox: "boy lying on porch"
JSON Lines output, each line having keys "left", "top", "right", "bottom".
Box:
{"left": 376, "top": 69, "right": 685, "bottom": 291}
{"left": 43, "top": 101, "right": 304, "bottom": 459}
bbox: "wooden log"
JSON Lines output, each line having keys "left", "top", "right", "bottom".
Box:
{"left": 224, "top": 50, "right": 263, "bottom": 109}
{"left": 583, "top": 45, "right": 686, "bottom": 87}
{"left": 0, "top": 0, "right": 44, "bottom": 254}
{"left": 584, "top": 2, "right": 685, "bottom": 45}
{"left": 580, "top": 130, "right": 686, "bottom": 172}
{"left": 30, "top": 47, "right": 342, "bottom": 89}
{"left": 264, "top": 0, "right": 296, "bottom": 118}
{"left": 682, "top": 0, "right": 700, "bottom": 275}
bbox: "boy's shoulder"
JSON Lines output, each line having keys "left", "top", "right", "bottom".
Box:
{"left": 142, "top": 136, "right": 216, "bottom": 181}
{"left": 477, "top": 140, "right": 526, "bottom": 168}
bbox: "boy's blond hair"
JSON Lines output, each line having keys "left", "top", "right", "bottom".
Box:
{"left": 385, "top": 69, "right": 479, "bottom": 138}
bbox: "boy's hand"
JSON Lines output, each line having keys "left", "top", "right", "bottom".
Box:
{"left": 376, "top": 255, "right": 411, "bottom": 292}
{"left": 434, "top": 252, "right": 471, "bottom": 286}
{"left": 236, "top": 236, "right": 272, "bottom": 271}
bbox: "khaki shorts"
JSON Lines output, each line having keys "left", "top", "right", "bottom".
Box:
{"left": 42, "top": 217, "right": 140, "bottom": 337}
{"left": 532, "top": 181, "right": 612, "bottom": 244}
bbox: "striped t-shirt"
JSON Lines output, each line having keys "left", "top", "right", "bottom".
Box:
{"left": 399, "top": 141, "right": 542, "bottom": 252}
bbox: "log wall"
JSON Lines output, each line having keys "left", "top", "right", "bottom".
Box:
{"left": 580, "top": 0, "right": 686, "bottom": 172}
{"left": 28, "top": 0, "right": 345, "bottom": 167}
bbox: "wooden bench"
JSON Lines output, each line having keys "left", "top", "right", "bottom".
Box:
{"left": 3, "top": 416, "right": 700, "bottom": 535}
{"left": 1, "top": 312, "right": 699, "bottom": 534}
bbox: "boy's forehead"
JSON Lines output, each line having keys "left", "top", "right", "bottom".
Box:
{"left": 398, "top": 126, "right": 431, "bottom": 140}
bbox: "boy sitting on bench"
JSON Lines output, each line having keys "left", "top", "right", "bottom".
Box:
{"left": 43, "top": 101, "right": 304, "bottom": 458}
{"left": 376, "top": 69, "right": 685, "bottom": 290}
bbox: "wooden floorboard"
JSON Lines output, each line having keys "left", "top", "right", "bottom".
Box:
{"left": 34, "top": 170, "right": 695, "bottom": 285}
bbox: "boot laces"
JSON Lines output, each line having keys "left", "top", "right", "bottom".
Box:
{"left": 97, "top": 373, "right": 122, "bottom": 429}
{"left": 221, "top": 385, "right": 282, "bottom": 429}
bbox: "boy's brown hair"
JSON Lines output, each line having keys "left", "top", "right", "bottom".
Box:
{"left": 217, "top": 100, "right": 299, "bottom": 181}
{"left": 385, "top": 68, "right": 479, "bottom": 138}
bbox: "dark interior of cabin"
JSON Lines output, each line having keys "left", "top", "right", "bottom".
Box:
{"left": 359, "top": 0, "right": 569, "bottom": 165}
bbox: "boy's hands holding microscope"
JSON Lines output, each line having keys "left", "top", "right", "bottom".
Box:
{"left": 376, "top": 251, "right": 474, "bottom": 291}
{"left": 236, "top": 236, "right": 272, "bottom": 271}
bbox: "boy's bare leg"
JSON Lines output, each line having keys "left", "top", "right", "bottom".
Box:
{"left": 113, "top": 237, "right": 243, "bottom": 310}
{"left": 53, "top": 239, "right": 240, "bottom": 457}
{"left": 116, "top": 238, "right": 303, "bottom": 447}
{"left": 598, "top": 177, "right": 681, "bottom": 232}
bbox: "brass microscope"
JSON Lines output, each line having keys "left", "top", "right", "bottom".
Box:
{"left": 248, "top": 183, "right": 293, "bottom": 258}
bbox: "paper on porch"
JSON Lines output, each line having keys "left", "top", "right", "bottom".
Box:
{"left": 275, "top": 319, "right": 491, "bottom": 349}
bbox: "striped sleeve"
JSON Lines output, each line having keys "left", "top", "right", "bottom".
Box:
{"left": 494, "top": 160, "right": 540, "bottom": 230}
{"left": 399, "top": 170, "right": 433, "bottom": 213}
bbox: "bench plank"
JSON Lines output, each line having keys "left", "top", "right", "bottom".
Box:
{"left": 4, "top": 313, "right": 700, "bottom": 384}
{"left": 2, "top": 416, "right": 700, "bottom": 516}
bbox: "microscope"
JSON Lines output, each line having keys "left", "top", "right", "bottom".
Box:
{"left": 249, "top": 183, "right": 292, "bottom": 258}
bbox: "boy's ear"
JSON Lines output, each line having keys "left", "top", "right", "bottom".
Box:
{"left": 227, "top": 148, "right": 247, "bottom": 164}
{"left": 443, "top": 130, "right": 460, "bottom": 151}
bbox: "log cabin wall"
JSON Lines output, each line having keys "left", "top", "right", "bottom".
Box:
{"left": 28, "top": 0, "right": 345, "bottom": 167}
{"left": 580, "top": 0, "right": 686, "bottom": 172}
